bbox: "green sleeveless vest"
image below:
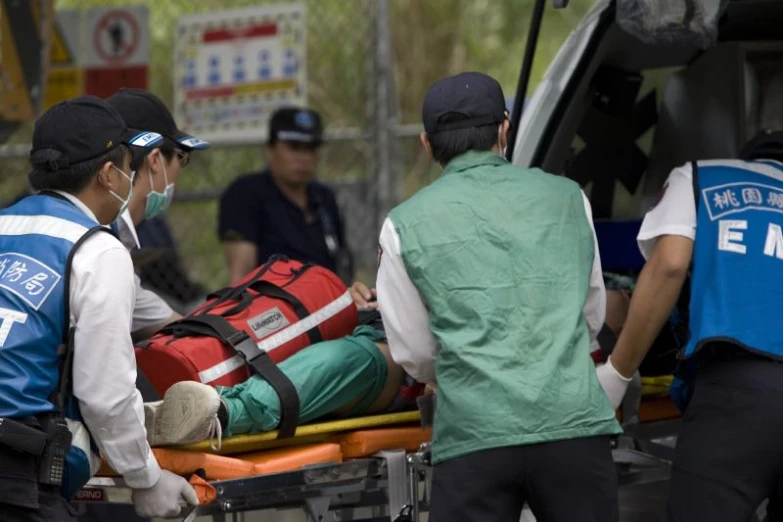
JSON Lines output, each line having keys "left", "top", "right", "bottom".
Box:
{"left": 389, "top": 151, "right": 622, "bottom": 464}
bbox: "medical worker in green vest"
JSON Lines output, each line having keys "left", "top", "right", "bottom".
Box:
{"left": 376, "top": 72, "right": 624, "bottom": 522}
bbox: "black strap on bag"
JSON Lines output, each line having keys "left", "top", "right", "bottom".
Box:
{"left": 53, "top": 225, "right": 117, "bottom": 414}
{"left": 197, "top": 254, "right": 287, "bottom": 317}
{"left": 160, "top": 314, "right": 301, "bottom": 438}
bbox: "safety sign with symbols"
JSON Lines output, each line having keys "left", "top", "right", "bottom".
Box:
{"left": 82, "top": 6, "right": 149, "bottom": 99}
{"left": 173, "top": 3, "right": 307, "bottom": 145}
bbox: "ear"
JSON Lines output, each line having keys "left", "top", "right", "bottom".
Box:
{"left": 420, "top": 132, "right": 433, "bottom": 159}
{"left": 499, "top": 120, "right": 511, "bottom": 150}
{"left": 96, "top": 161, "right": 116, "bottom": 190}
{"left": 145, "top": 148, "right": 162, "bottom": 171}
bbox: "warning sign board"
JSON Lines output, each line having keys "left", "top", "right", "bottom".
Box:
{"left": 173, "top": 3, "right": 307, "bottom": 145}
{"left": 43, "top": 9, "right": 82, "bottom": 111}
{"left": 84, "top": 6, "right": 149, "bottom": 98}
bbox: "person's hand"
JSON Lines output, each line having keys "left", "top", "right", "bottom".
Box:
{"left": 596, "top": 357, "right": 632, "bottom": 410}
{"left": 131, "top": 470, "right": 199, "bottom": 518}
{"left": 350, "top": 282, "right": 377, "bottom": 310}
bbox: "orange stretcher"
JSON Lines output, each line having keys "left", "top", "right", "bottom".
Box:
{"left": 76, "top": 411, "right": 433, "bottom": 521}
{"left": 75, "top": 396, "right": 676, "bottom": 521}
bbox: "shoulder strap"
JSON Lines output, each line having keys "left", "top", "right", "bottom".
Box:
{"left": 53, "top": 225, "right": 117, "bottom": 415}
{"left": 690, "top": 160, "right": 699, "bottom": 210}
{"left": 162, "top": 314, "right": 301, "bottom": 439}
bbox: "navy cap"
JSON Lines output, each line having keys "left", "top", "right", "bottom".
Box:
{"left": 30, "top": 95, "right": 163, "bottom": 172}
{"left": 106, "top": 88, "right": 210, "bottom": 152}
{"left": 422, "top": 72, "right": 507, "bottom": 134}
{"left": 269, "top": 107, "right": 324, "bottom": 145}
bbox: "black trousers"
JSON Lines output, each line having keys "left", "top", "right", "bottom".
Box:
{"left": 666, "top": 353, "right": 783, "bottom": 522}
{"left": 428, "top": 435, "right": 618, "bottom": 522}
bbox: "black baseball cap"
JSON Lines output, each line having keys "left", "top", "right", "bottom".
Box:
{"left": 30, "top": 95, "right": 164, "bottom": 173}
{"left": 422, "top": 72, "right": 507, "bottom": 134}
{"left": 106, "top": 88, "right": 210, "bottom": 151}
{"left": 269, "top": 107, "right": 324, "bottom": 146}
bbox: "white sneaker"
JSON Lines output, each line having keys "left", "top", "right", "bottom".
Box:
{"left": 147, "top": 381, "right": 223, "bottom": 450}
{"left": 143, "top": 400, "right": 163, "bottom": 438}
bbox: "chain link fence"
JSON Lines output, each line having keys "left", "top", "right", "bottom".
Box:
{"left": 0, "top": 0, "right": 592, "bottom": 313}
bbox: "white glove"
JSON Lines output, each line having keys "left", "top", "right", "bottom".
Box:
{"left": 131, "top": 470, "right": 199, "bottom": 518}
{"left": 596, "top": 357, "right": 632, "bottom": 410}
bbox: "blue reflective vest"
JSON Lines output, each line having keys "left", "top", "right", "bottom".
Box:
{"left": 0, "top": 193, "right": 112, "bottom": 498}
{"left": 672, "top": 159, "right": 783, "bottom": 408}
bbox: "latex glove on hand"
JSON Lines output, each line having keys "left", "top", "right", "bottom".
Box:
{"left": 596, "top": 357, "right": 632, "bottom": 410}
{"left": 350, "top": 282, "right": 378, "bottom": 310}
{"left": 131, "top": 470, "right": 199, "bottom": 518}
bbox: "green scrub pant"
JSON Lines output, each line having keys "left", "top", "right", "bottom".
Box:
{"left": 217, "top": 325, "right": 388, "bottom": 436}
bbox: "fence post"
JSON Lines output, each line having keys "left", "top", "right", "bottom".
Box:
{"left": 374, "top": 0, "right": 393, "bottom": 234}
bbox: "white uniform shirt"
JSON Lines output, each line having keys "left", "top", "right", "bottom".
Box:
{"left": 376, "top": 191, "right": 607, "bottom": 384}
{"left": 636, "top": 162, "right": 698, "bottom": 260}
{"left": 57, "top": 192, "right": 161, "bottom": 489}
{"left": 116, "top": 210, "right": 174, "bottom": 332}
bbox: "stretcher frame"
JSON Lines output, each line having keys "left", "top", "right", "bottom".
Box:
{"left": 73, "top": 374, "right": 679, "bottom": 521}
{"left": 74, "top": 442, "right": 673, "bottom": 521}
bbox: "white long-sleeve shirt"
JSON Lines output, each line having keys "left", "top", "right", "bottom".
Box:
{"left": 116, "top": 210, "right": 175, "bottom": 333}
{"left": 376, "top": 191, "right": 606, "bottom": 384}
{"left": 58, "top": 192, "right": 161, "bottom": 489}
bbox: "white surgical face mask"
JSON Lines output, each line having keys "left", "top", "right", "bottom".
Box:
{"left": 109, "top": 165, "right": 135, "bottom": 221}
{"left": 144, "top": 159, "right": 174, "bottom": 220}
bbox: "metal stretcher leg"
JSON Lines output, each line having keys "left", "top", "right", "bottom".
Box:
{"left": 304, "top": 497, "right": 333, "bottom": 522}
{"left": 621, "top": 370, "right": 643, "bottom": 427}
{"left": 376, "top": 449, "right": 413, "bottom": 521}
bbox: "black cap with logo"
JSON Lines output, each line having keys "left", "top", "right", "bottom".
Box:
{"left": 106, "top": 88, "right": 210, "bottom": 151}
{"left": 422, "top": 71, "right": 507, "bottom": 134}
{"left": 269, "top": 107, "right": 324, "bottom": 146}
{"left": 30, "top": 95, "right": 163, "bottom": 173}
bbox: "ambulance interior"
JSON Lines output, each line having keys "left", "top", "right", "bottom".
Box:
{"left": 518, "top": 0, "right": 783, "bottom": 454}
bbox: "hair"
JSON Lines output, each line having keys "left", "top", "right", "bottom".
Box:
{"left": 427, "top": 113, "right": 500, "bottom": 166}
{"left": 132, "top": 137, "right": 178, "bottom": 176}
{"left": 28, "top": 144, "right": 129, "bottom": 194}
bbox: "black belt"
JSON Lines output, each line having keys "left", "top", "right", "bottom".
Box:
{"left": 0, "top": 416, "right": 47, "bottom": 456}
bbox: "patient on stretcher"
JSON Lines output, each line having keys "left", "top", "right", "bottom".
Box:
{"left": 143, "top": 309, "right": 418, "bottom": 449}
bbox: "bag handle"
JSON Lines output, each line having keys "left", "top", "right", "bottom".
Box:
{"left": 163, "top": 315, "right": 301, "bottom": 439}
{"left": 196, "top": 254, "right": 287, "bottom": 316}
{"left": 246, "top": 280, "right": 324, "bottom": 345}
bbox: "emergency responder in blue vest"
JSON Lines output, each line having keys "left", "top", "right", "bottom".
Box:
{"left": 0, "top": 96, "right": 198, "bottom": 521}
{"left": 601, "top": 130, "right": 783, "bottom": 522}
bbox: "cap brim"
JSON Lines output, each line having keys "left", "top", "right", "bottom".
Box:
{"left": 124, "top": 127, "right": 160, "bottom": 171}
{"left": 121, "top": 128, "right": 165, "bottom": 148}
{"left": 275, "top": 130, "right": 324, "bottom": 145}
{"left": 173, "top": 130, "right": 210, "bottom": 151}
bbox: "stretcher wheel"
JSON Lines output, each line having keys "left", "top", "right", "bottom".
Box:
{"left": 552, "top": 0, "right": 569, "bottom": 7}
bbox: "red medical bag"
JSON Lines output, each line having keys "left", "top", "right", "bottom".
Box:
{"left": 136, "top": 255, "right": 358, "bottom": 410}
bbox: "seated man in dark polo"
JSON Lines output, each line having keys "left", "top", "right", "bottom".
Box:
{"left": 218, "top": 107, "right": 353, "bottom": 284}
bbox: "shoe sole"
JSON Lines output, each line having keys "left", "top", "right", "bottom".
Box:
{"left": 152, "top": 381, "right": 219, "bottom": 446}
